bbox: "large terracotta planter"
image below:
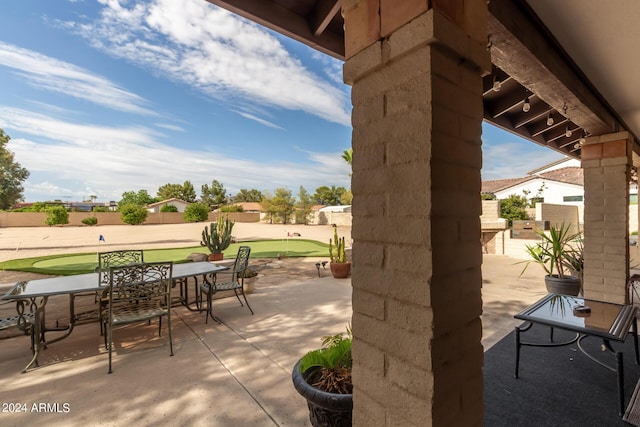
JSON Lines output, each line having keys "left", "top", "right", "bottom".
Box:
{"left": 330, "top": 262, "right": 351, "bottom": 279}
{"left": 544, "top": 275, "right": 581, "bottom": 296}
{"left": 292, "top": 360, "right": 352, "bottom": 427}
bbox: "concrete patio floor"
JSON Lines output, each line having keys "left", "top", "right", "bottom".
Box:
{"left": 0, "top": 255, "right": 547, "bottom": 427}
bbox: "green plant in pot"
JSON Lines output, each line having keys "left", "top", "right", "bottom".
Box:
{"left": 200, "top": 215, "right": 234, "bottom": 261}
{"left": 292, "top": 326, "right": 353, "bottom": 426}
{"left": 329, "top": 227, "right": 351, "bottom": 278}
{"left": 519, "top": 222, "right": 583, "bottom": 296}
{"left": 237, "top": 267, "right": 258, "bottom": 294}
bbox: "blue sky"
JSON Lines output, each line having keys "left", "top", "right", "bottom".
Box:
{"left": 0, "top": 0, "right": 563, "bottom": 203}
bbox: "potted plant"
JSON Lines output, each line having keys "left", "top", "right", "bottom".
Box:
{"left": 519, "top": 222, "right": 583, "bottom": 296}
{"left": 292, "top": 326, "right": 353, "bottom": 426}
{"left": 200, "top": 215, "right": 234, "bottom": 261}
{"left": 329, "top": 227, "right": 351, "bottom": 278}
{"left": 238, "top": 268, "right": 258, "bottom": 294}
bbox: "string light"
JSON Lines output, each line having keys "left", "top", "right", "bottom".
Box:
{"left": 579, "top": 130, "right": 586, "bottom": 144}
{"left": 546, "top": 114, "right": 554, "bottom": 126}
{"left": 523, "top": 96, "right": 530, "bottom": 112}
{"left": 565, "top": 125, "right": 572, "bottom": 138}
{"left": 492, "top": 74, "right": 501, "bottom": 92}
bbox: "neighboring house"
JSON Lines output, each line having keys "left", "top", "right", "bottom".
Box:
{"left": 146, "top": 198, "right": 190, "bottom": 213}
{"left": 482, "top": 157, "right": 639, "bottom": 232}
{"left": 482, "top": 158, "right": 585, "bottom": 206}
{"left": 233, "top": 202, "right": 262, "bottom": 213}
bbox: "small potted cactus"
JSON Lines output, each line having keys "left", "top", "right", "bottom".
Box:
{"left": 329, "top": 227, "right": 351, "bottom": 278}
{"left": 200, "top": 215, "right": 234, "bottom": 261}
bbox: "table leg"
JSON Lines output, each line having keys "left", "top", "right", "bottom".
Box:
{"left": 633, "top": 317, "right": 639, "bottom": 365}
{"left": 21, "top": 296, "right": 48, "bottom": 373}
{"left": 43, "top": 294, "right": 77, "bottom": 346}
{"left": 515, "top": 326, "right": 521, "bottom": 378}
{"left": 617, "top": 351, "right": 624, "bottom": 416}
{"left": 178, "top": 275, "right": 213, "bottom": 312}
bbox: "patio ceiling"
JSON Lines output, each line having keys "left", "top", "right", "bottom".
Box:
{"left": 207, "top": 0, "right": 640, "bottom": 160}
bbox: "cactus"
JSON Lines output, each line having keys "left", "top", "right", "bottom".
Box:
{"left": 201, "top": 215, "right": 234, "bottom": 254}
{"left": 329, "top": 227, "right": 347, "bottom": 263}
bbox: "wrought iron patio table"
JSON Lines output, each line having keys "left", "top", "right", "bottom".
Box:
{"left": 514, "top": 293, "right": 639, "bottom": 416}
{"left": 1, "top": 261, "right": 228, "bottom": 372}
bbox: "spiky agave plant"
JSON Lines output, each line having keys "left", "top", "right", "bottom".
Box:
{"left": 519, "top": 222, "right": 583, "bottom": 279}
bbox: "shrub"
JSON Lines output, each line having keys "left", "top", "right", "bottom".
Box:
{"left": 93, "top": 206, "right": 110, "bottom": 212}
{"left": 184, "top": 202, "right": 209, "bottom": 222}
{"left": 45, "top": 206, "right": 69, "bottom": 226}
{"left": 120, "top": 204, "right": 148, "bottom": 225}
{"left": 500, "top": 194, "right": 530, "bottom": 224}
{"left": 160, "top": 204, "right": 178, "bottom": 213}
{"left": 81, "top": 216, "right": 98, "bottom": 226}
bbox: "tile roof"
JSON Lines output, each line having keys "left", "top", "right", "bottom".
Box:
{"left": 482, "top": 167, "right": 583, "bottom": 194}
{"left": 481, "top": 177, "right": 531, "bottom": 194}
{"left": 234, "top": 202, "right": 262, "bottom": 211}
{"left": 537, "top": 166, "right": 583, "bottom": 186}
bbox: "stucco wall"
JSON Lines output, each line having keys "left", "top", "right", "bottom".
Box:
{"left": 535, "top": 203, "right": 580, "bottom": 233}
{"left": 481, "top": 200, "right": 499, "bottom": 221}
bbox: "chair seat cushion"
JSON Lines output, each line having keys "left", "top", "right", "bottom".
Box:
{"left": 201, "top": 281, "right": 241, "bottom": 293}
{"left": 105, "top": 302, "right": 168, "bottom": 326}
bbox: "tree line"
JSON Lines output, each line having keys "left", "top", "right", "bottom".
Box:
{"left": 0, "top": 126, "right": 354, "bottom": 226}
{"left": 117, "top": 182, "right": 352, "bottom": 225}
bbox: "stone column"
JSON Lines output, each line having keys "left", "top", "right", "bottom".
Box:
{"left": 343, "top": 1, "right": 489, "bottom": 425}
{"left": 581, "top": 132, "right": 633, "bottom": 303}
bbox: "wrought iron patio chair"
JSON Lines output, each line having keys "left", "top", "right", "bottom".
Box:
{"left": 0, "top": 299, "right": 35, "bottom": 337}
{"left": 91, "top": 250, "right": 145, "bottom": 334}
{"left": 200, "top": 245, "right": 254, "bottom": 324}
{"left": 102, "top": 261, "right": 174, "bottom": 374}
{"left": 97, "top": 250, "right": 145, "bottom": 285}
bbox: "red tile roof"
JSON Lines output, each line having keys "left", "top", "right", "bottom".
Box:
{"left": 482, "top": 167, "right": 583, "bottom": 194}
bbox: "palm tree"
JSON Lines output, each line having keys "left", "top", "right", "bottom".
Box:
{"left": 341, "top": 148, "right": 352, "bottom": 166}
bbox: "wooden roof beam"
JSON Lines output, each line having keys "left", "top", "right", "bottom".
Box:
{"left": 311, "top": 0, "right": 341, "bottom": 36}
{"left": 488, "top": 0, "right": 618, "bottom": 138}
{"left": 207, "top": 0, "right": 345, "bottom": 59}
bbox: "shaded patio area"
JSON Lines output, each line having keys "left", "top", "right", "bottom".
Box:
{"left": 485, "top": 323, "right": 640, "bottom": 426}
{"left": 0, "top": 255, "right": 637, "bottom": 426}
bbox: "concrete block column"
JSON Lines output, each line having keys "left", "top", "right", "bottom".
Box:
{"left": 581, "top": 132, "right": 633, "bottom": 303}
{"left": 343, "top": 2, "right": 489, "bottom": 425}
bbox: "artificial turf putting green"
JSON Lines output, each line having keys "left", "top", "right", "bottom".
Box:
{"left": 0, "top": 239, "right": 329, "bottom": 276}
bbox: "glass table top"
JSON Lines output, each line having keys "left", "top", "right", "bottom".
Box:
{"left": 515, "top": 294, "right": 636, "bottom": 341}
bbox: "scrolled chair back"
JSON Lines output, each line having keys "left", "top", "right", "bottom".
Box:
{"left": 97, "top": 250, "right": 144, "bottom": 287}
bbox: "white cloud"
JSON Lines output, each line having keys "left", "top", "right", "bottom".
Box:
{"left": 0, "top": 42, "right": 156, "bottom": 116}
{"left": 232, "top": 110, "right": 284, "bottom": 130}
{"left": 3, "top": 107, "right": 349, "bottom": 201}
{"left": 155, "top": 123, "right": 185, "bottom": 132}
{"left": 481, "top": 141, "right": 564, "bottom": 181}
{"left": 61, "top": 0, "right": 351, "bottom": 126}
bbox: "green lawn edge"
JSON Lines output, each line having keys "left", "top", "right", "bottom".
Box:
{"left": 0, "top": 239, "right": 329, "bottom": 276}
